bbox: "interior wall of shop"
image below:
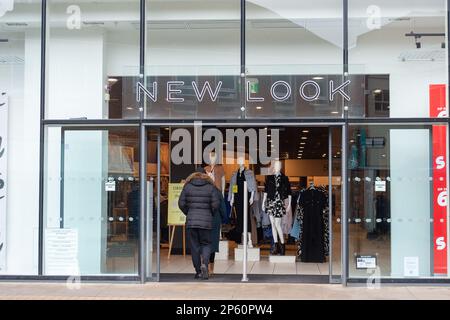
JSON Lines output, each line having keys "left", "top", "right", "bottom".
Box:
{"left": 0, "top": 30, "right": 40, "bottom": 275}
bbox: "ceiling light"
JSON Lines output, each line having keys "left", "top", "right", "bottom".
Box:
{"left": 300, "top": 142, "right": 306, "bottom": 145}
{"left": 302, "top": 130, "right": 309, "bottom": 133}
{"left": 373, "top": 89, "right": 382, "bottom": 94}
{"left": 312, "top": 77, "right": 324, "bottom": 80}
{"left": 126, "top": 107, "right": 133, "bottom": 110}
{"left": 350, "top": 140, "right": 355, "bottom": 143}
{"left": 300, "top": 147, "right": 305, "bottom": 149}
{"left": 331, "top": 111, "right": 339, "bottom": 114}
{"left": 301, "top": 137, "right": 308, "bottom": 140}
{"left": 108, "top": 78, "right": 118, "bottom": 83}
{"left": 322, "top": 154, "right": 327, "bottom": 158}
{"left": 256, "top": 106, "right": 262, "bottom": 110}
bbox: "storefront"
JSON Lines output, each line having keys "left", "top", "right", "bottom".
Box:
{"left": 0, "top": 0, "right": 449, "bottom": 285}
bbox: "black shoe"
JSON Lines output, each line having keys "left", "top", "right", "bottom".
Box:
{"left": 279, "top": 243, "right": 286, "bottom": 256}
{"left": 200, "top": 264, "right": 209, "bottom": 280}
{"left": 270, "top": 242, "right": 278, "bottom": 255}
{"left": 194, "top": 273, "right": 201, "bottom": 279}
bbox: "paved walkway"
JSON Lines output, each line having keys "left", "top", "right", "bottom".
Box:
{"left": 0, "top": 282, "right": 450, "bottom": 300}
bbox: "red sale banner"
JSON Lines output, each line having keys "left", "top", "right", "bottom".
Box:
{"left": 430, "top": 84, "right": 448, "bottom": 275}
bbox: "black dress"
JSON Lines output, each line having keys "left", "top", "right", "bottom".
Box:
{"left": 297, "top": 188, "right": 327, "bottom": 263}
{"left": 235, "top": 170, "right": 252, "bottom": 234}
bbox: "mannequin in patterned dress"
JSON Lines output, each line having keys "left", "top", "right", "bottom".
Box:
{"left": 262, "top": 160, "right": 292, "bottom": 255}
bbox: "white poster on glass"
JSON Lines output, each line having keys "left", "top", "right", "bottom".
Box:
{"left": 0, "top": 92, "right": 8, "bottom": 271}
{"left": 45, "top": 228, "right": 79, "bottom": 275}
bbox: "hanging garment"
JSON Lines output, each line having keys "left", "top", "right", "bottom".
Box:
{"left": 233, "top": 170, "right": 253, "bottom": 235}
{"left": 296, "top": 187, "right": 329, "bottom": 263}
{"left": 281, "top": 199, "right": 293, "bottom": 235}
{"left": 290, "top": 215, "right": 301, "bottom": 240}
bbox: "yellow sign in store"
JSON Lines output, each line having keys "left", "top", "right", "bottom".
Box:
{"left": 168, "top": 183, "right": 186, "bottom": 225}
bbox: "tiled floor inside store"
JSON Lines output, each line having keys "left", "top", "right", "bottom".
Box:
{"left": 160, "top": 249, "right": 338, "bottom": 276}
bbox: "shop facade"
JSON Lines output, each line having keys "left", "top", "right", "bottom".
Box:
{"left": 0, "top": 0, "right": 449, "bottom": 285}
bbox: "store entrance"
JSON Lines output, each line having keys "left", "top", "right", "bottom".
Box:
{"left": 146, "top": 125, "right": 342, "bottom": 283}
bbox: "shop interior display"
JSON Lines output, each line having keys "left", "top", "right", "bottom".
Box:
{"left": 148, "top": 126, "right": 343, "bottom": 276}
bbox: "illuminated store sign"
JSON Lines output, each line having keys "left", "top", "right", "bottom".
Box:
{"left": 136, "top": 78, "right": 351, "bottom": 104}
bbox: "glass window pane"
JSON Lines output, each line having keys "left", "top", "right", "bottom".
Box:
{"left": 46, "top": 1, "right": 141, "bottom": 120}
{"left": 348, "top": 0, "right": 448, "bottom": 118}
{"left": 0, "top": 1, "right": 41, "bottom": 275}
{"left": 145, "top": 0, "right": 242, "bottom": 119}
{"left": 348, "top": 124, "right": 449, "bottom": 279}
{"left": 245, "top": 0, "right": 344, "bottom": 118}
{"left": 44, "top": 126, "right": 140, "bottom": 276}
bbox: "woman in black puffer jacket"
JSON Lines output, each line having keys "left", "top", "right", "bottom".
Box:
{"left": 178, "top": 171, "right": 220, "bottom": 279}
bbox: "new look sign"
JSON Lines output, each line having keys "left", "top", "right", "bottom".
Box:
{"left": 136, "top": 78, "right": 351, "bottom": 104}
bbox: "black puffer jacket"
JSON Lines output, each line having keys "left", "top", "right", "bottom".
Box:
{"left": 178, "top": 172, "right": 220, "bottom": 230}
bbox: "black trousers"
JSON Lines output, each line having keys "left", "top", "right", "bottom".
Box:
{"left": 187, "top": 228, "right": 212, "bottom": 273}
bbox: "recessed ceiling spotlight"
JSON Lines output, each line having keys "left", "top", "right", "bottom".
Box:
{"left": 256, "top": 106, "right": 263, "bottom": 110}
{"left": 301, "top": 137, "right": 308, "bottom": 140}
{"left": 302, "top": 130, "right": 309, "bottom": 133}
{"left": 300, "top": 142, "right": 306, "bottom": 145}
{"left": 312, "top": 77, "right": 324, "bottom": 80}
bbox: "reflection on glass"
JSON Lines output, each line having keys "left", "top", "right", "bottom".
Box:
{"left": 146, "top": 0, "right": 241, "bottom": 118}
{"left": 348, "top": 0, "right": 448, "bottom": 118}
{"left": 44, "top": 127, "right": 140, "bottom": 275}
{"left": 246, "top": 0, "right": 344, "bottom": 118}
{"left": 0, "top": 0, "right": 41, "bottom": 276}
{"left": 46, "top": 0, "right": 141, "bottom": 120}
{"left": 348, "top": 124, "right": 449, "bottom": 278}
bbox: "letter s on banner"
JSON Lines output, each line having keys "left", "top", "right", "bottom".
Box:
{"left": 430, "top": 84, "right": 448, "bottom": 275}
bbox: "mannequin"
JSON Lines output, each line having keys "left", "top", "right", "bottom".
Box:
{"left": 262, "top": 160, "right": 292, "bottom": 255}
{"left": 228, "top": 156, "right": 256, "bottom": 248}
{"left": 204, "top": 151, "right": 226, "bottom": 196}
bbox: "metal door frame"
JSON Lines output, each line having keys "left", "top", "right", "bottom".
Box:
{"left": 142, "top": 121, "right": 347, "bottom": 285}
